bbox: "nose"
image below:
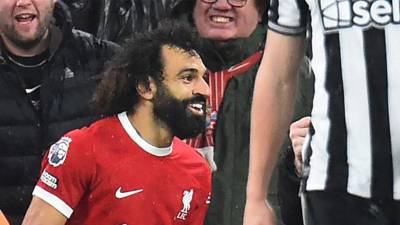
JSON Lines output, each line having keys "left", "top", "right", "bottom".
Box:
{"left": 211, "top": 0, "right": 232, "bottom": 10}
{"left": 194, "top": 76, "right": 210, "bottom": 98}
{"left": 16, "top": 0, "right": 33, "bottom": 7}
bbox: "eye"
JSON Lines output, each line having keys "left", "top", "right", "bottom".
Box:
{"left": 182, "top": 74, "right": 195, "bottom": 83}
{"left": 203, "top": 72, "right": 210, "bottom": 82}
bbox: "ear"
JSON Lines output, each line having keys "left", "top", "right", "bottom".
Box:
{"left": 136, "top": 78, "right": 157, "bottom": 101}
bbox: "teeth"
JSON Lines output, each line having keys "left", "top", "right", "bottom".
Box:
{"left": 16, "top": 14, "right": 34, "bottom": 21}
{"left": 189, "top": 103, "right": 205, "bottom": 115}
{"left": 211, "top": 16, "right": 231, "bottom": 23}
{"left": 190, "top": 103, "right": 203, "bottom": 110}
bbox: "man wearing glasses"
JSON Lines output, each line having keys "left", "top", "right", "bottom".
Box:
{"left": 192, "top": 0, "right": 261, "bottom": 40}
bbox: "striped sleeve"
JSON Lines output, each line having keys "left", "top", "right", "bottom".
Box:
{"left": 268, "top": 0, "right": 310, "bottom": 35}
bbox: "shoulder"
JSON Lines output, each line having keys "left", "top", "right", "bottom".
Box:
{"left": 47, "top": 117, "right": 116, "bottom": 164}
{"left": 68, "top": 29, "right": 120, "bottom": 58}
{"left": 173, "top": 138, "right": 211, "bottom": 174}
{"left": 57, "top": 124, "right": 93, "bottom": 152}
{"left": 61, "top": 117, "right": 118, "bottom": 149}
{"left": 172, "top": 139, "right": 212, "bottom": 192}
{"left": 52, "top": 31, "right": 120, "bottom": 79}
{"left": 46, "top": 127, "right": 91, "bottom": 169}
{"left": 173, "top": 138, "right": 201, "bottom": 157}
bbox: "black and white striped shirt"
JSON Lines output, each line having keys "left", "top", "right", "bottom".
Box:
{"left": 268, "top": 0, "right": 400, "bottom": 200}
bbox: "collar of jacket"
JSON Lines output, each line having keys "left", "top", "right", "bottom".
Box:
{"left": 201, "top": 24, "right": 267, "bottom": 72}
{"left": 0, "top": 0, "right": 73, "bottom": 64}
{"left": 46, "top": 0, "right": 74, "bottom": 61}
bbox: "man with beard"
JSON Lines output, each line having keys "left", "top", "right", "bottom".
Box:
{"left": 83, "top": 1, "right": 311, "bottom": 224}
{"left": 22, "top": 22, "right": 212, "bottom": 225}
{"left": 0, "top": 0, "right": 117, "bottom": 224}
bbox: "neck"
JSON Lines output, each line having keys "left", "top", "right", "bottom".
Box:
{"left": 127, "top": 106, "right": 174, "bottom": 148}
{"left": 1, "top": 29, "right": 50, "bottom": 57}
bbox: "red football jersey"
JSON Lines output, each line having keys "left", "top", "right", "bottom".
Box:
{"left": 34, "top": 112, "right": 211, "bottom": 225}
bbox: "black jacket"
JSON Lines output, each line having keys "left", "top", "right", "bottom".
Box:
{"left": 97, "top": 0, "right": 174, "bottom": 44}
{"left": 204, "top": 27, "right": 267, "bottom": 225}
{"left": 0, "top": 2, "right": 118, "bottom": 224}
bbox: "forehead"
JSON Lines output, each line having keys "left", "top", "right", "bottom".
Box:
{"left": 161, "top": 45, "right": 206, "bottom": 75}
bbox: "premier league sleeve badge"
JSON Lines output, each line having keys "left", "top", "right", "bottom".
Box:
{"left": 48, "top": 137, "right": 72, "bottom": 167}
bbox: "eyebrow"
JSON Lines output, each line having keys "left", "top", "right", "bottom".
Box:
{"left": 176, "top": 68, "right": 208, "bottom": 79}
{"left": 177, "top": 68, "right": 199, "bottom": 75}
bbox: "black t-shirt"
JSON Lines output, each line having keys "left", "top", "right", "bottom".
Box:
{"left": 5, "top": 49, "right": 49, "bottom": 111}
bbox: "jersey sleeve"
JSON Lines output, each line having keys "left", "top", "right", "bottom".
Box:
{"left": 268, "top": 0, "right": 310, "bottom": 35}
{"left": 33, "top": 131, "right": 95, "bottom": 218}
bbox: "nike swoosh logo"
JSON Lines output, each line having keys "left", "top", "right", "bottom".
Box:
{"left": 115, "top": 187, "right": 143, "bottom": 199}
{"left": 25, "top": 85, "right": 41, "bottom": 94}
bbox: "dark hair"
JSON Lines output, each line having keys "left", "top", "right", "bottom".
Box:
{"left": 92, "top": 20, "right": 204, "bottom": 115}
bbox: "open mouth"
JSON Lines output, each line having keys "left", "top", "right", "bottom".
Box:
{"left": 15, "top": 14, "right": 36, "bottom": 24}
{"left": 188, "top": 103, "right": 205, "bottom": 116}
{"left": 210, "top": 16, "right": 233, "bottom": 24}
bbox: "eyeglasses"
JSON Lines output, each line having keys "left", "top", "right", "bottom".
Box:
{"left": 201, "top": 0, "right": 248, "bottom": 8}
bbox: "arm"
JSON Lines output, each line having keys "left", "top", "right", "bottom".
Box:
{"left": 0, "top": 210, "right": 10, "bottom": 225}
{"left": 22, "top": 197, "right": 67, "bottom": 225}
{"left": 243, "top": 30, "right": 306, "bottom": 225}
{"left": 289, "top": 116, "right": 311, "bottom": 176}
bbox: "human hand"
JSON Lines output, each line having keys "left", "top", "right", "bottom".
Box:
{"left": 289, "top": 116, "right": 311, "bottom": 176}
{"left": 243, "top": 198, "right": 276, "bottom": 225}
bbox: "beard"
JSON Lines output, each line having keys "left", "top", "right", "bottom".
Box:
{"left": 0, "top": 13, "right": 52, "bottom": 51}
{"left": 153, "top": 83, "right": 207, "bottom": 139}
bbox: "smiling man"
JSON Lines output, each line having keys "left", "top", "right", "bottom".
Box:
{"left": 192, "top": 0, "right": 262, "bottom": 40}
{"left": 0, "top": 0, "right": 54, "bottom": 55}
{"left": 22, "top": 22, "right": 212, "bottom": 225}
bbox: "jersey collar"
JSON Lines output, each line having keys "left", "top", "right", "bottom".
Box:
{"left": 118, "top": 112, "right": 173, "bottom": 157}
